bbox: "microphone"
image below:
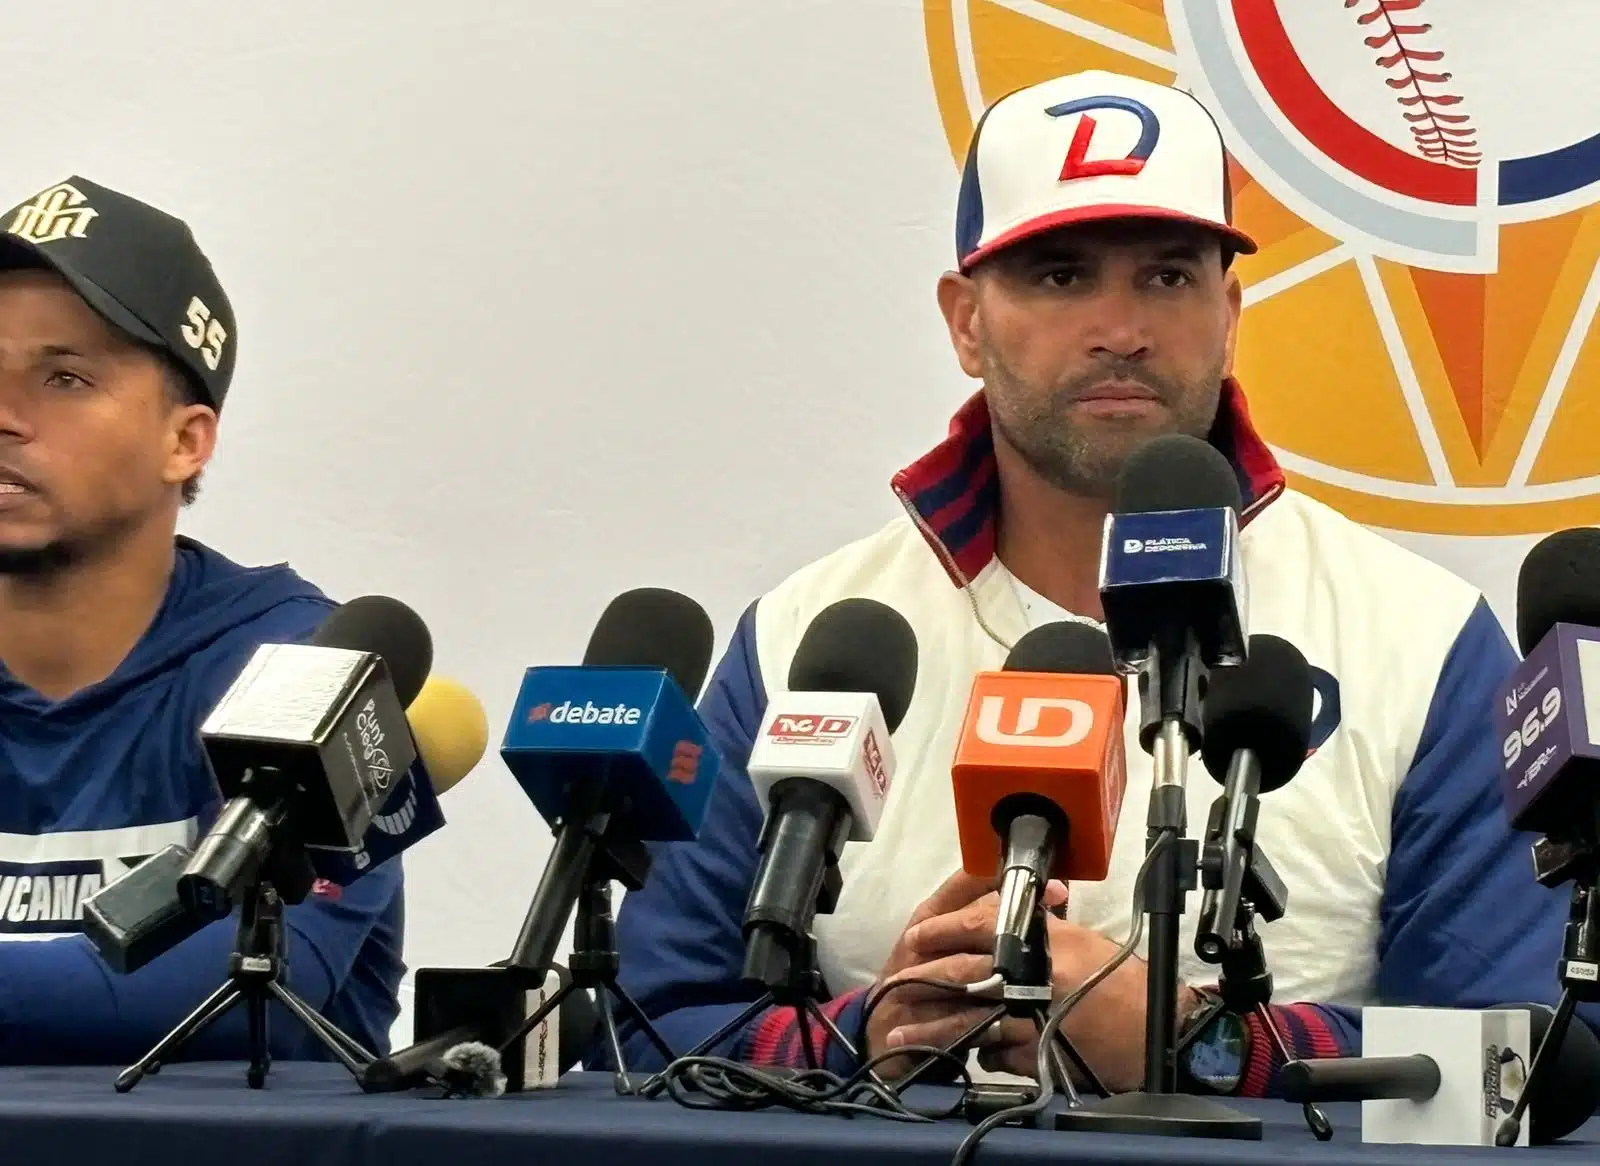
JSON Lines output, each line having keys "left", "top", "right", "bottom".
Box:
{"left": 1194, "top": 634, "right": 1314, "bottom": 962}
{"left": 1056, "top": 436, "right": 1265, "bottom": 1135}
{"left": 309, "top": 673, "right": 490, "bottom": 886}
{"left": 500, "top": 587, "right": 717, "bottom": 980}
{"left": 179, "top": 595, "right": 434, "bottom": 918}
{"left": 1489, "top": 528, "right": 1600, "bottom": 1145}
{"left": 741, "top": 598, "right": 918, "bottom": 988}
{"left": 950, "top": 621, "right": 1126, "bottom": 983}
{"left": 1497, "top": 528, "right": 1600, "bottom": 838}
{"left": 1099, "top": 433, "right": 1248, "bottom": 753}
{"left": 367, "top": 589, "right": 719, "bottom": 1094}
{"left": 1281, "top": 1003, "right": 1600, "bottom": 1146}
{"left": 82, "top": 671, "right": 488, "bottom": 975}
{"left": 1280, "top": 1054, "right": 1440, "bottom": 1103}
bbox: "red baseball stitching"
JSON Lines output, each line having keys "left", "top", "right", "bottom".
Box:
{"left": 1345, "top": 0, "right": 1480, "bottom": 167}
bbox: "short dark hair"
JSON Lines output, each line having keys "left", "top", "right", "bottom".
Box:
{"left": 160, "top": 356, "right": 209, "bottom": 506}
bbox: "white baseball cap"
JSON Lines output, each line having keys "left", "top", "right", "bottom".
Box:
{"left": 955, "top": 70, "right": 1258, "bottom": 272}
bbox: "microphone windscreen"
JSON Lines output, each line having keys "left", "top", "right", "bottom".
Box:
{"left": 787, "top": 598, "right": 919, "bottom": 733}
{"left": 582, "top": 588, "right": 715, "bottom": 699}
{"left": 1515, "top": 528, "right": 1600, "bottom": 655}
{"left": 1114, "top": 433, "right": 1243, "bottom": 516}
{"left": 312, "top": 595, "right": 434, "bottom": 707}
{"left": 407, "top": 676, "right": 489, "bottom": 793}
{"left": 1003, "top": 621, "right": 1116, "bottom": 675}
{"left": 1199, "top": 634, "right": 1313, "bottom": 792}
{"left": 1500, "top": 1002, "right": 1600, "bottom": 1144}
{"left": 438, "top": 1041, "right": 507, "bottom": 1098}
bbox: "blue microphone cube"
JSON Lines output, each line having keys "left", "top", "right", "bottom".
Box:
{"left": 1098, "top": 507, "right": 1247, "bottom": 672}
{"left": 501, "top": 666, "right": 717, "bottom": 842}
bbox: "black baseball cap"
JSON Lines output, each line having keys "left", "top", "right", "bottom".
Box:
{"left": 0, "top": 175, "right": 236, "bottom": 409}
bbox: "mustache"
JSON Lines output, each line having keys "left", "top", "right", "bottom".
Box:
{"left": 1054, "top": 359, "right": 1175, "bottom": 401}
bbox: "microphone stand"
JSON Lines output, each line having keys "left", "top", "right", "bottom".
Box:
{"left": 637, "top": 864, "right": 861, "bottom": 1097}
{"left": 1495, "top": 832, "right": 1600, "bottom": 1147}
{"left": 1056, "top": 628, "right": 1260, "bottom": 1139}
{"left": 494, "top": 796, "right": 677, "bottom": 1095}
{"left": 115, "top": 876, "right": 374, "bottom": 1092}
{"left": 1187, "top": 830, "right": 1333, "bottom": 1141}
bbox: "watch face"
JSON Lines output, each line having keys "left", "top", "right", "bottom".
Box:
{"left": 1185, "top": 1011, "right": 1246, "bottom": 1093}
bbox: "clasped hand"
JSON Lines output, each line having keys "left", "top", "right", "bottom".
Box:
{"left": 863, "top": 870, "right": 1150, "bottom": 1091}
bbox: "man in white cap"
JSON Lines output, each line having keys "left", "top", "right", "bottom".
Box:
{"left": 608, "top": 72, "right": 1583, "bottom": 1098}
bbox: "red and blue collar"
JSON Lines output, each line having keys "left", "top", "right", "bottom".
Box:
{"left": 890, "top": 378, "right": 1286, "bottom": 586}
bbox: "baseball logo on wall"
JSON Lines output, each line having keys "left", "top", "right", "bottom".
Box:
{"left": 925, "top": 0, "right": 1600, "bottom": 534}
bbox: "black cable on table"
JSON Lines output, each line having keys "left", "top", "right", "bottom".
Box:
{"left": 949, "top": 830, "right": 1176, "bottom": 1166}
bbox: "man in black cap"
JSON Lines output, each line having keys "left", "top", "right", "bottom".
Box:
{"left": 0, "top": 177, "right": 405, "bottom": 1064}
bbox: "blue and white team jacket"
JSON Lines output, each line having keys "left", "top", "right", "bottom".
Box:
{"left": 0, "top": 537, "right": 404, "bottom": 1064}
{"left": 607, "top": 380, "right": 1597, "bottom": 1096}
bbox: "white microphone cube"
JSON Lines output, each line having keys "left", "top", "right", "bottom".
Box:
{"left": 748, "top": 692, "right": 894, "bottom": 842}
{"left": 1361, "top": 1006, "right": 1530, "bottom": 1147}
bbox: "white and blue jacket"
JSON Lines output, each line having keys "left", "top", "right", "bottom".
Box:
{"left": 610, "top": 381, "right": 1593, "bottom": 1095}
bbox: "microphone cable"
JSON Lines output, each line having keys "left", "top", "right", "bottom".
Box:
{"left": 649, "top": 1038, "right": 974, "bottom": 1122}
{"left": 950, "top": 829, "right": 1176, "bottom": 1166}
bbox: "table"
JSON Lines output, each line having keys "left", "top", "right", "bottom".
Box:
{"left": 0, "top": 1064, "right": 1593, "bottom": 1166}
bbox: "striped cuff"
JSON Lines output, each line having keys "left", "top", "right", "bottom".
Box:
{"left": 1238, "top": 1003, "right": 1351, "bottom": 1098}
{"left": 741, "top": 988, "right": 867, "bottom": 1073}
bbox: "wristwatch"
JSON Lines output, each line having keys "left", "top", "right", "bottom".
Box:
{"left": 1175, "top": 988, "right": 1250, "bottom": 1095}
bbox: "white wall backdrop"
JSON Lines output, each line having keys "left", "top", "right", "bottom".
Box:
{"left": 0, "top": 1, "right": 1544, "bottom": 1044}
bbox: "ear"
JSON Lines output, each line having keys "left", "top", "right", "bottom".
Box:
{"left": 1221, "top": 266, "right": 1243, "bottom": 377}
{"left": 936, "top": 270, "right": 985, "bottom": 379}
{"left": 162, "top": 404, "right": 218, "bottom": 492}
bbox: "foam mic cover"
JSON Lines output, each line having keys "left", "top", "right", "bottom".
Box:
{"left": 312, "top": 595, "right": 434, "bottom": 708}
{"left": 1199, "top": 634, "right": 1314, "bottom": 792}
{"left": 1515, "top": 528, "right": 1600, "bottom": 655}
{"left": 1504, "top": 1001, "right": 1600, "bottom": 1144}
{"left": 582, "top": 587, "right": 715, "bottom": 699}
{"left": 1003, "top": 621, "right": 1116, "bottom": 676}
{"left": 1114, "top": 433, "right": 1243, "bottom": 516}
{"left": 787, "top": 598, "right": 918, "bottom": 732}
{"left": 407, "top": 675, "right": 489, "bottom": 794}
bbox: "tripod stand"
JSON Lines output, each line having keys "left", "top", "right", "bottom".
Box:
{"left": 115, "top": 881, "right": 374, "bottom": 1092}
{"left": 636, "top": 927, "right": 863, "bottom": 1098}
{"left": 1496, "top": 835, "right": 1600, "bottom": 1146}
{"left": 1183, "top": 844, "right": 1333, "bottom": 1140}
{"left": 496, "top": 837, "right": 676, "bottom": 1095}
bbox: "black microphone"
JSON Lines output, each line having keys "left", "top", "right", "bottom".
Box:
{"left": 504, "top": 587, "right": 716, "bottom": 979}
{"left": 368, "top": 589, "right": 718, "bottom": 1093}
{"left": 1499, "top": 528, "right": 1600, "bottom": 837}
{"left": 988, "top": 622, "right": 1118, "bottom": 982}
{"left": 180, "top": 596, "right": 434, "bottom": 918}
{"left": 1281, "top": 1054, "right": 1441, "bottom": 1103}
{"left": 1489, "top": 530, "right": 1600, "bottom": 1144}
{"left": 1194, "top": 634, "right": 1314, "bottom": 962}
{"left": 1087, "top": 433, "right": 1249, "bottom": 1109}
{"left": 360, "top": 962, "right": 594, "bottom": 1094}
{"left": 740, "top": 598, "right": 918, "bottom": 989}
{"left": 1100, "top": 434, "right": 1247, "bottom": 757}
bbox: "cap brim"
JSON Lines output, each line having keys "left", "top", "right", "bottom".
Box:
{"left": 961, "top": 204, "right": 1259, "bottom": 272}
{"left": 0, "top": 236, "right": 165, "bottom": 347}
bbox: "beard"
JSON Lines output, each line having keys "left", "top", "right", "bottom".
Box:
{"left": 0, "top": 537, "right": 83, "bottom": 577}
{"left": 982, "top": 345, "right": 1225, "bottom": 499}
